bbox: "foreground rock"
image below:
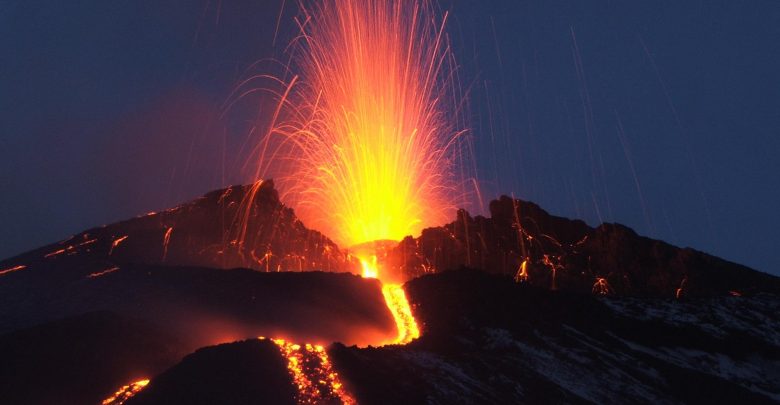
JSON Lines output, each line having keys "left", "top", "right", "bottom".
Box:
{"left": 120, "top": 270, "right": 779, "bottom": 404}
{"left": 331, "top": 269, "right": 778, "bottom": 404}
{"left": 128, "top": 340, "right": 297, "bottom": 405}
{"left": 0, "top": 311, "right": 190, "bottom": 405}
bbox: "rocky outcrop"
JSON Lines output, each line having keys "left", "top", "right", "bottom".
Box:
{"left": 0, "top": 180, "right": 348, "bottom": 277}
{"left": 383, "top": 196, "right": 780, "bottom": 298}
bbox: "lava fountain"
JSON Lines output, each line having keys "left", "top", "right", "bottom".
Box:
{"left": 244, "top": 0, "right": 468, "bottom": 348}
{"left": 248, "top": 0, "right": 470, "bottom": 256}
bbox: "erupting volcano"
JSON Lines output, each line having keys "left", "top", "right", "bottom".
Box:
{"left": 2, "top": 0, "right": 779, "bottom": 404}
{"left": 238, "top": 0, "right": 454, "bottom": 373}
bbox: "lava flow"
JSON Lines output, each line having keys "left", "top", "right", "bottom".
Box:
{"left": 265, "top": 338, "right": 355, "bottom": 405}
{"left": 101, "top": 379, "right": 150, "bottom": 405}
{"left": 357, "top": 256, "right": 420, "bottom": 345}
{"left": 0, "top": 264, "right": 26, "bottom": 277}
{"left": 379, "top": 283, "right": 420, "bottom": 345}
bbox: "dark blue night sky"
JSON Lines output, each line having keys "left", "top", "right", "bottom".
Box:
{"left": 2, "top": 1, "right": 779, "bottom": 275}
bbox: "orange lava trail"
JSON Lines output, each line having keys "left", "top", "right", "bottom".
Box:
{"left": 87, "top": 266, "right": 120, "bottom": 279}
{"left": 0, "top": 264, "right": 26, "bottom": 276}
{"left": 43, "top": 238, "right": 98, "bottom": 259}
{"left": 101, "top": 379, "right": 149, "bottom": 405}
{"left": 381, "top": 283, "right": 421, "bottom": 345}
{"left": 265, "top": 338, "right": 355, "bottom": 405}
{"left": 44, "top": 248, "right": 67, "bottom": 258}
{"left": 358, "top": 256, "right": 420, "bottom": 345}
{"left": 162, "top": 227, "right": 173, "bottom": 261}
{"left": 109, "top": 235, "right": 129, "bottom": 256}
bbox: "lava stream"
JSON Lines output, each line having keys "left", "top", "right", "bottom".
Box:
{"left": 358, "top": 254, "right": 421, "bottom": 345}
{"left": 87, "top": 266, "right": 120, "bottom": 279}
{"left": 0, "top": 264, "right": 26, "bottom": 276}
{"left": 101, "top": 379, "right": 149, "bottom": 405}
{"left": 266, "top": 338, "right": 355, "bottom": 405}
{"left": 381, "top": 283, "right": 421, "bottom": 345}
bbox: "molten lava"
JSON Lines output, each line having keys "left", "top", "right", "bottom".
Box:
{"left": 44, "top": 237, "right": 97, "bottom": 259}
{"left": 358, "top": 256, "right": 379, "bottom": 280}
{"left": 359, "top": 257, "right": 421, "bottom": 345}
{"left": 87, "top": 266, "right": 120, "bottom": 279}
{"left": 266, "top": 338, "right": 355, "bottom": 405}
{"left": 101, "top": 379, "right": 149, "bottom": 405}
{"left": 380, "top": 283, "right": 421, "bottom": 345}
{"left": 592, "top": 277, "right": 612, "bottom": 296}
{"left": 249, "top": 0, "right": 468, "bottom": 249}
{"left": 109, "top": 235, "right": 129, "bottom": 256}
{"left": 0, "top": 264, "right": 26, "bottom": 276}
{"left": 162, "top": 227, "right": 173, "bottom": 261}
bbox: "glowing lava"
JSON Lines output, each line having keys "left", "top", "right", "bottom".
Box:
{"left": 380, "top": 283, "right": 420, "bottom": 345}
{"left": 0, "top": 264, "right": 26, "bottom": 276}
{"left": 109, "top": 235, "right": 129, "bottom": 256}
{"left": 266, "top": 338, "right": 355, "bottom": 405}
{"left": 358, "top": 256, "right": 378, "bottom": 279}
{"left": 101, "top": 379, "right": 149, "bottom": 405}
{"left": 87, "top": 266, "right": 120, "bottom": 279}
{"left": 359, "top": 256, "right": 421, "bottom": 345}
{"left": 592, "top": 277, "right": 612, "bottom": 296}
{"left": 249, "top": 0, "right": 469, "bottom": 249}
{"left": 162, "top": 227, "right": 173, "bottom": 262}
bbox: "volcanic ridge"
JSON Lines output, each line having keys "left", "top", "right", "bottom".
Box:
{"left": 0, "top": 181, "right": 778, "bottom": 404}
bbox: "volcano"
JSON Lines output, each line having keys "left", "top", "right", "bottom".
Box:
{"left": 0, "top": 182, "right": 778, "bottom": 404}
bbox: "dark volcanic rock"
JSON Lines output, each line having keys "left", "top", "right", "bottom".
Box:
{"left": 1, "top": 182, "right": 778, "bottom": 404}
{"left": 2, "top": 182, "right": 775, "bottom": 301}
{"left": 0, "top": 265, "right": 396, "bottom": 346}
{"left": 127, "top": 340, "right": 296, "bottom": 405}
{"left": 329, "top": 270, "right": 780, "bottom": 404}
{"left": 0, "top": 311, "right": 189, "bottom": 405}
{"left": 384, "top": 196, "right": 780, "bottom": 298}
{"left": 0, "top": 181, "right": 395, "bottom": 344}
{"left": 0, "top": 180, "right": 348, "bottom": 280}
{"left": 117, "top": 270, "right": 780, "bottom": 404}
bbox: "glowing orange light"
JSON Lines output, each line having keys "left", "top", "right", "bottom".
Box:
{"left": 359, "top": 255, "right": 378, "bottom": 279}
{"left": 268, "top": 338, "right": 355, "bottom": 404}
{"left": 359, "top": 256, "right": 420, "bottom": 345}
{"left": 87, "top": 266, "right": 120, "bottom": 279}
{"left": 381, "top": 283, "right": 421, "bottom": 345}
{"left": 109, "top": 235, "right": 129, "bottom": 256}
{"left": 514, "top": 259, "right": 529, "bottom": 283}
{"left": 44, "top": 248, "right": 67, "bottom": 258}
{"left": 250, "top": 0, "right": 468, "bottom": 249}
{"left": 592, "top": 277, "right": 612, "bottom": 295}
{"left": 101, "top": 379, "right": 149, "bottom": 405}
{"left": 43, "top": 238, "right": 98, "bottom": 259}
{"left": 162, "top": 227, "right": 173, "bottom": 261}
{"left": 0, "top": 264, "right": 26, "bottom": 276}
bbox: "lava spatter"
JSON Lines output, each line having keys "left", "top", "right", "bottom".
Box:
{"left": 101, "top": 379, "right": 149, "bottom": 405}
{"left": 0, "top": 264, "right": 26, "bottom": 277}
{"left": 243, "top": 0, "right": 471, "bottom": 250}
{"left": 265, "top": 338, "right": 355, "bottom": 405}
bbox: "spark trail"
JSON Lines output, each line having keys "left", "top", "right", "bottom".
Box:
{"left": 247, "top": 0, "right": 470, "bottom": 248}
